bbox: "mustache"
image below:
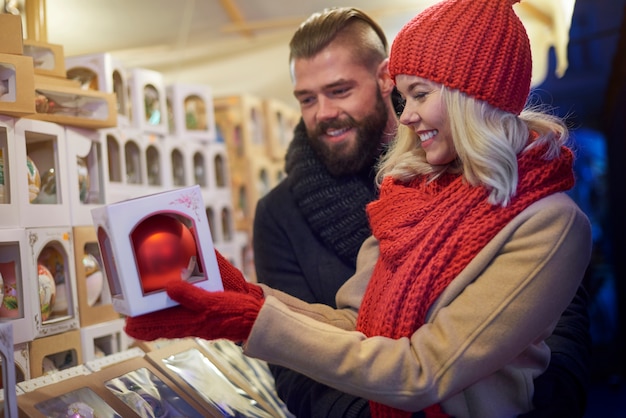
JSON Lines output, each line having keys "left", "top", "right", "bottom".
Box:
{"left": 312, "top": 116, "right": 357, "bottom": 138}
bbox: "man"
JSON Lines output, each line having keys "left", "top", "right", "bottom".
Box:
{"left": 253, "top": 7, "right": 590, "bottom": 418}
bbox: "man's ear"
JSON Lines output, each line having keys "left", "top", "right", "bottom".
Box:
{"left": 376, "top": 58, "right": 395, "bottom": 97}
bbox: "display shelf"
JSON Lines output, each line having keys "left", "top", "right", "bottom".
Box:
{"left": 84, "top": 347, "right": 145, "bottom": 373}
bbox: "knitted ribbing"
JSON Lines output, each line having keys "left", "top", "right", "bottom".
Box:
{"left": 358, "top": 143, "right": 575, "bottom": 418}
{"left": 285, "top": 119, "right": 378, "bottom": 267}
{"left": 388, "top": 0, "right": 531, "bottom": 115}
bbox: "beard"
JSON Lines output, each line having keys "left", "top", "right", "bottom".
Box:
{"left": 307, "top": 89, "right": 389, "bottom": 176}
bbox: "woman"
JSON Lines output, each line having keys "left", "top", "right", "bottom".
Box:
{"left": 125, "top": 0, "right": 592, "bottom": 416}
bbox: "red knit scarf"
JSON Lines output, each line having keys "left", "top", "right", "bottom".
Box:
{"left": 356, "top": 144, "right": 575, "bottom": 418}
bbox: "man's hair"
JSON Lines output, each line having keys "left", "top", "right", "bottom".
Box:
{"left": 289, "top": 7, "right": 388, "bottom": 72}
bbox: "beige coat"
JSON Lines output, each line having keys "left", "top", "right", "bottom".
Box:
{"left": 244, "top": 192, "right": 592, "bottom": 418}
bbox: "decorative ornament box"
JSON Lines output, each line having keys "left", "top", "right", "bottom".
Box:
{"left": 91, "top": 185, "right": 223, "bottom": 317}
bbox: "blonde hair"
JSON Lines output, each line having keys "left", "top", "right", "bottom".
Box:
{"left": 376, "top": 88, "right": 569, "bottom": 206}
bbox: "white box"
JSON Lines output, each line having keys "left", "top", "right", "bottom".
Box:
{"left": 80, "top": 318, "right": 131, "bottom": 363}
{"left": 0, "top": 115, "right": 19, "bottom": 227}
{"left": 143, "top": 132, "right": 170, "bottom": 195}
{"left": 163, "top": 136, "right": 189, "bottom": 189}
{"left": 205, "top": 141, "right": 231, "bottom": 190}
{"left": 0, "top": 228, "right": 37, "bottom": 344}
{"left": 65, "top": 127, "right": 108, "bottom": 226}
{"left": 104, "top": 127, "right": 157, "bottom": 201}
{"left": 202, "top": 188, "right": 236, "bottom": 245}
{"left": 27, "top": 226, "right": 81, "bottom": 338}
{"left": 184, "top": 139, "right": 210, "bottom": 189}
{"left": 65, "top": 52, "right": 131, "bottom": 126}
{"left": 129, "top": 68, "right": 168, "bottom": 135}
{"left": 91, "top": 185, "right": 223, "bottom": 317}
{"left": 100, "top": 127, "right": 130, "bottom": 204}
{"left": 0, "top": 322, "right": 18, "bottom": 418}
{"left": 14, "top": 118, "right": 72, "bottom": 227}
{"left": 166, "top": 83, "right": 216, "bottom": 142}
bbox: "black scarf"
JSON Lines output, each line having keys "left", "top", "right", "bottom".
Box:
{"left": 284, "top": 120, "right": 379, "bottom": 267}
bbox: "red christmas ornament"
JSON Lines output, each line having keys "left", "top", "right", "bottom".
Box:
{"left": 131, "top": 214, "right": 197, "bottom": 293}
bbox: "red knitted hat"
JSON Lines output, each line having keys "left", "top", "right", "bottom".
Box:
{"left": 389, "top": 0, "right": 532, "bottom": 115}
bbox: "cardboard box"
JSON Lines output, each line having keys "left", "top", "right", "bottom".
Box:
{"left": 0, "top": 52, "right": 36, "bottom": 117}
{"left": 91, "top": 185, "right": 223, "bottom": 317}
{"left": 72, "top": 225, "right": 118, "bottom": 327}
{"left": 34, "top": 73, "right": 80, "bottom": 88}
{"left": 23, "top": 39, "right": 66, "bottom": 78}
{"left": 263, "top": 97, "right": 298, "bottom": 162}
{"left": 0, "top": 228, "right": 37, "bottom": 345}
{"left": 16, "top": 368, "right": 142, "bottom": 417}
{"left": 13, "top": 118, "right": 72, "bottom": 227}
{"left": 0, "top": 14, "right": 24, "bottom": 55}
{"left": 27, "top": 330, "right": 83, "bottom": 379}
{"left": 87, "top": 355, "right": 215, "bottom": 417}
{"left": 65, "top": 52, "right": 131, "bottom": 126}
{"left": 27, "top": 81, "right": 118, "bottom": 129}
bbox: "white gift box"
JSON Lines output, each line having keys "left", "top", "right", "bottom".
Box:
{"left": 79, "top": 318, "right": 132, "bottom": 363}
{"left": 129, "top": 68, "right": 168, "bottom": 135}
{"left": 0, "top": 115, "right": 19, "bottom": 227}
{"left": 14, "top": 118, "right": 72, "bottom": 227}
{"left": 91, "top": 185, "right": 223, "bottom": 317}
{"left": 0, "top": 228, "right": 37, "bottom": 345}
{"left": 27, "top": 226, "right": 81, "bottom": 339}
{"left": 65, "top": 127, "right": 109, "bottom": 226}
{"left": 166, "top": 83, "right": 217, "bottom": 142}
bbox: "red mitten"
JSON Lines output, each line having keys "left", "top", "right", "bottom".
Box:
{"left": 215, "top": 249, "right": 264, "bottom": 299}
{"left": 125, "top": 280, "right": 263, "bottom": 342}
